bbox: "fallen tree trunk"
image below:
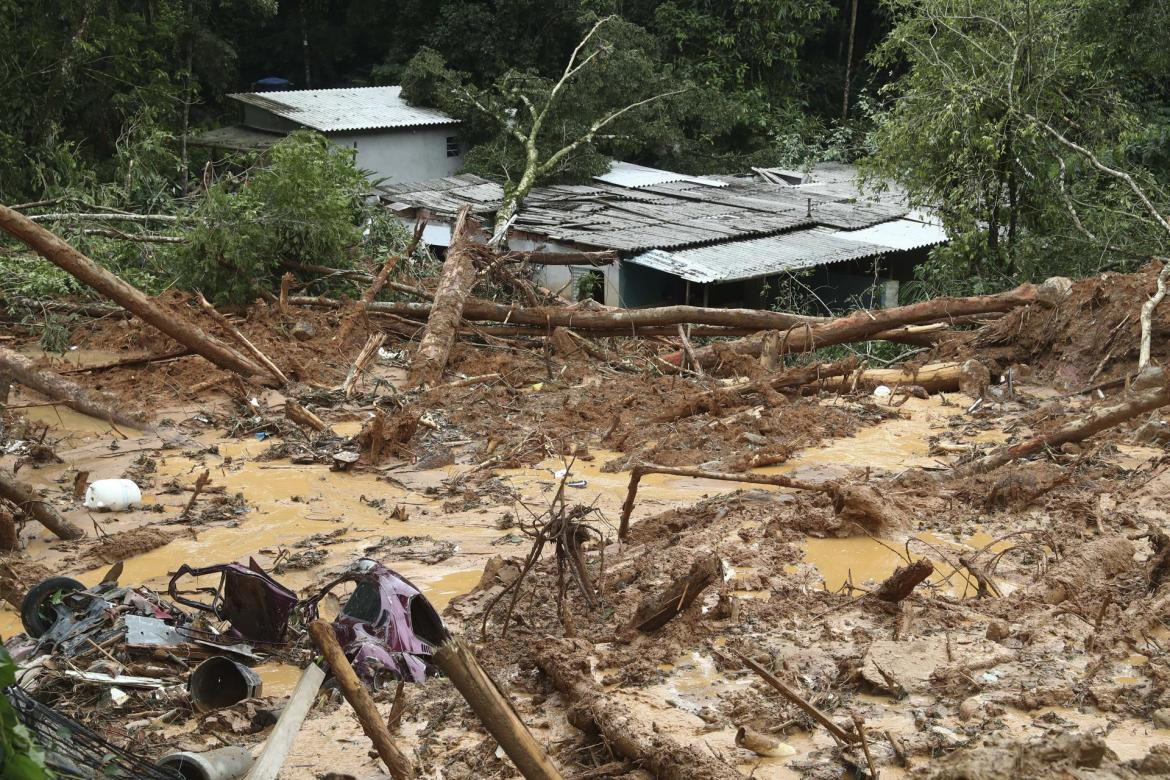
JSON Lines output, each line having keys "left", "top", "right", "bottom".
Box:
{"left": 0, "top": 470, "right": 85, "bottom": 540}
{"left": 307, "top": 621, "right": 414, "bottom": 779}
{"left": 433, "top": 637, "right": 563, "bottom": 780}
{"left": 657, "top": 359, "right": 857, "bottom": 422}
{"left": 536, "top": 639, "right": 741, "bottom": 780}
{"left": 662, "top": 284, "right": 1043, "bottom": 369}
{"left": 407, "top": 206, "right": 475, "bottom": 389}
{"left": 0, "top": 203, "right": 266, "bottom": 378}
{"left": 1024, "top": 536, "right": 1135, "bottom": 605}
{"left": 817, "top": 361, "right": 967, "bottom": 394}
{"left": 288, "top": 295, "right": 958, "bottom": 347}
{"left": 631, "top": 554, "right": 722, "bottom": 632}
{"left": 0, "top": 346, "right": 147, "bottom": 429}
{"left": 948, "top": 380, "right": 1170, "bottom": 478}
{"left": 619, "top": 464, "right": 828, "bottom": 539}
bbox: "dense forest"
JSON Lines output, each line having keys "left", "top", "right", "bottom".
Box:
{"left": 1, "top": 0, "right": 1168, "bottom": 304}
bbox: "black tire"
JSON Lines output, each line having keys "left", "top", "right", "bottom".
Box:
{"left": 20, "top": 576, "right": 85, "bottom": 638}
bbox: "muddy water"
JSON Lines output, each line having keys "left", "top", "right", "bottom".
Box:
{"left": 1, "top": 395, "right": 993, "bottom": 637}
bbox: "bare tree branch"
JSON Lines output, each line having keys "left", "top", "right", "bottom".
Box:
{"left": 1026, "top": 113, "right": 1170, "bottom": 239}
{"left": 538, "top": 88, "right": 686, "bottom": 176}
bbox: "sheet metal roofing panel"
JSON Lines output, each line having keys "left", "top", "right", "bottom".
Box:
{"left": 832, "top": 218, "right": 948, "bottom": 250}
{"left": 594, "top": 161, "right": 727, "bottom": 189}
{"left": 230, "top": 86, "right": 459, "bottom": 131}
{"left": 624, "top": 228, "right": 895, "bottom": 283}
{"left": 810, "top": 199, "right": 909, "bottom": 229}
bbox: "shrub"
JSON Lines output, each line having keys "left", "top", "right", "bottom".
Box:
{"left": 172, "top": 131, "right": 374, "bottom": 304}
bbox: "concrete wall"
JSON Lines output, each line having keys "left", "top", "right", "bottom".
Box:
{"left": 336, "top": 127, "right": 463, "bottom": 184}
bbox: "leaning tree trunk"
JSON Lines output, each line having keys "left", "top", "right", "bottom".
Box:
{"left": 407, "top": 205, "right": 477, "bottom": 388}
{"left": 0, "top": 347, "right": 147, "bottom": 429}
{"left": 0, "top": 203, "right": 266, "bottom": 378}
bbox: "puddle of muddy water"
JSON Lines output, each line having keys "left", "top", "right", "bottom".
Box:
{"left": 801, "top": 533, "right": 999, "bottom": 598}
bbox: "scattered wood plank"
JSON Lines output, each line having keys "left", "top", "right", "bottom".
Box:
{"left": 3, "top": 474, "right": 85, "bottom": 540}
{"left": 0, "top": 203, "right": 267, "bottom": 378}
{"left": 245, "top": 664, "right": 326, "bottom": 780}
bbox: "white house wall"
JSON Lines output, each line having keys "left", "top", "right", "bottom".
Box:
{"left": 398, "top": 219, "right": 620, "bottom": 306}
{"left": 338, "top": 128, "right": 463, "bottom": 184}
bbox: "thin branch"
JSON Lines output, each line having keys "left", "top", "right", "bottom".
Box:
{"left": 538, "top": 88, "right": 686, "bottom": 176}
{"left": 1027, "top": 113, "right": 1170, "bottom": 239}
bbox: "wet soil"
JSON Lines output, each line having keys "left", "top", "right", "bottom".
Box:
{"left": 2, "top": 279, "right": 1170, "bottom": 779}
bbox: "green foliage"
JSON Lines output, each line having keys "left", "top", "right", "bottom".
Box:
{"left": 171, "top": 131, "right": 377, "bottom": 304}
{"left": 0, "top": 649, "right": 51, "bottom": 780}
{"left": 865, "top": 0, "right": 1170, "bottom": 287}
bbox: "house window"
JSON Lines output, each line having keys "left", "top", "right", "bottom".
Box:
{"left": 571, "top": 269, "right": 604, "bottom": 303}
{"left": 446, "top": 136, "right": 461, "bottom": 157}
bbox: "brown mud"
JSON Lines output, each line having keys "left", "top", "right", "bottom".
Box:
{"left": 2, "top": 272, "right": 1169, "bottom": 779}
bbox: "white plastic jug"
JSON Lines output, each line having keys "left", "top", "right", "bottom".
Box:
{"left": 84, "top": 479, "right": 142, "bottom": 511}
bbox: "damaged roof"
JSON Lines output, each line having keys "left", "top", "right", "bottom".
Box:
{"left": 377, "top": 163, "right": 943, "bottom": 279}
{"left": 229, "top": 86, "right": 460, "bottom": 132}
{"left": 627, "top": 227, "right": 906, "bottom": 283}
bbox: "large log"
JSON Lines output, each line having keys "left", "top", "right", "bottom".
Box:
{"left": 0, "top": 470, "right": 85, "bottom": 540}
{"left": 0, "top": 203, "right": 266, "bottom": 378}
{"left": 407, "top": 206, "right": 476, "bottom": 388}
{"left": 817, "top": 361, "right": 967, "bottom": 394}
{"left": 288, "top": 296, "right": 955, "bottom": 346}
{"left": 0, "top": 346, "right": 147, "bottom": 429}
{"left": 631, "top": 554, "right": 722, "bottom": 632}
{"left": 656, "top": 359, "right": 857, "bottom": 422}
{"left": 244, "top": 664, "right": 326, "bottom": 780}
{"left": 618, "top": 464, "right": 827, "bottom": 539}
{"left": 535, "top": 638, "right": 741, "bottom": 780}
{"left": 872, "top": 558, "right": 935, "bottom": 602}
{"left": 661, "top": 284, "right": 1042, "bottom": 368}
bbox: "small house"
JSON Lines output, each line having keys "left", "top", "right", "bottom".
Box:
{"left": 378, "top": 162, "right": 947, "bottom": 310}
{"left": 189, "top": 86, "right": 464, "bottom": 184}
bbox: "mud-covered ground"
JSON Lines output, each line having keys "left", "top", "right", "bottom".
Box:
{"left": 2, "top": 270, "right": 1169, "bottom": 779}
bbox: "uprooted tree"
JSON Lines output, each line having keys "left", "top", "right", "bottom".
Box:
{"left": 402, "top": 15, "right": 684, "bottom": 240}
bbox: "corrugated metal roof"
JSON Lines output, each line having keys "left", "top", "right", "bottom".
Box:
{"left": 626, "top": 228, "right": 897, "bottom": 283}
{"left": 832, "top": 218, "right": 948, "bottom": 250}
{"left": 230, "top": 86, "right": 459, "bottom": 132}
{"left": 594, "top": 161, "right": 727, "bottom": 189}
